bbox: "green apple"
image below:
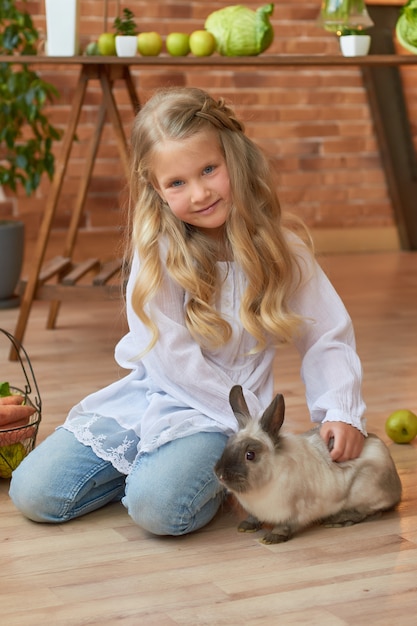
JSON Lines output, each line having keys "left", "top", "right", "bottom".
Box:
{"left": 97, "top": 32, "right": 116, "bottom": 56}
{"left": 137, "top": 32, "right": 163, "bottom": 56}
{"left": 85, "top": 41, "right": 100, "bottom": 56}
{"left": 166, "top": 32, "right": 190, "bottom": 57}
{"left": 385, "top": 409, "right": 417, "bottom": 444}
{"left": 189, "top": 30, "right": 216, "bottom": 57}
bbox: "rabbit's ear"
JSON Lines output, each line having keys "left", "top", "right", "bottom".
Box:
{"left": 229, "top": 385, "right": 251, "bottom": 429}
{"left": 260, "top": 393, "right": 285, "bottom": 443}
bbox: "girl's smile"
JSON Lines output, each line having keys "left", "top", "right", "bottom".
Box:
{"left": 195, "top": 199, "right": 219, "bottom": 215}
{"left": 152, "top": 130, "right": 232, "bottom": 240}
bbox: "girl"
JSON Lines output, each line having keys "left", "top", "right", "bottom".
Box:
{"left": 10, "top": 87, "right": 366, "bottom": 536}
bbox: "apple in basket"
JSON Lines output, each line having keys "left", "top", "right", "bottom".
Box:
{"left": 0, "top": 443, "right": 26, "bottom": 478}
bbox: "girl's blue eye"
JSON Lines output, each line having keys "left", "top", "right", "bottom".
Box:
{"left": 171, "top": 180, "right": 183, "bottom": 188}
{"left": 203, "top": 165, "right": 214, "bottom": 175}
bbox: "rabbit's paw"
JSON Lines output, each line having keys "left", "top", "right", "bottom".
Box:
{"left": 323, "top": 520, "right": 355, "bottom": 528}
{"left": 238, "top": 515, "right": 263, "bottom": 533}
{"left": 261, "top": 525, "right": 293, "bottom": 544}
{"left": 260, "top": 531, "right": 291, "bottom": 544}
{"left": 322, "top": 508, "right": 374, "bottom": 527}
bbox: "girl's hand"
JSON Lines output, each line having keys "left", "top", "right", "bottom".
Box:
{"left": 320, "top": 421, "right": 365, "bottom": 462}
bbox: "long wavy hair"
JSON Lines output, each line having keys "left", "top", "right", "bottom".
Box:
{"left": 127, "top": 87, "right": 313, "bottom": 353}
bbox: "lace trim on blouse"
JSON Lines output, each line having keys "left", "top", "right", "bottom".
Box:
{"left": 63, "top": 413, "right": 140, "bottom": 475}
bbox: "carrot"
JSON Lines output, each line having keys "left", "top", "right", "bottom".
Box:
{"left": 0, "top": 404, "right": 36, "bottom": 426}
{"left": 0, "top": 425, "right": 36, "bottom": 446}
{"left": 0, "top": 395, "right": 25, "bottom": 406}
{"left": 0, "top": 416, "right": 33, "bottom": 430}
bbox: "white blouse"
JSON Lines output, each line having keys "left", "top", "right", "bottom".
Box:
{"left": 63, "top": 238, "right": 366, "bottom": 475}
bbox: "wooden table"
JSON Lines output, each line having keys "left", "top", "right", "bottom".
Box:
{"left": 2, "top": 53, "right": 417, "bottom": 359}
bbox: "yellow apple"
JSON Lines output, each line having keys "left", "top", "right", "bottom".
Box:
{"left": 189, "top": 30, "right": 216, "bottom": 57}
{"left": 97, "top": 32, "right": 116, "bottom": 56}
{"left": 137, "top": 32, "right": 163, "bottom": 56}
{"left": 385, "top": 409, "right": 417, "bottom": 444}
{"left": 166, "top": 32, "right": 190, "bottom": 57}
{"left": 0, "top": 442, "right": 26, "bottom": 478}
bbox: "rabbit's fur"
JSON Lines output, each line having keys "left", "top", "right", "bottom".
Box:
{"left": 215, "top": 385, "right": 402, "bottom": 544}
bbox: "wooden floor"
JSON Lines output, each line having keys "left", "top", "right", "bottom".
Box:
{"left": 1, "top": 250, "right": 417, "bottom": 625}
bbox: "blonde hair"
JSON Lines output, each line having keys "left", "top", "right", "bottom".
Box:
{"left": 128, "top": 87, "right": 312, "bottom": 353}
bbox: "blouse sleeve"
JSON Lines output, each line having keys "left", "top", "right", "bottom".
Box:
{"left": 288, "top": 243, "right": 367, "bottom": 435}
{"left": 115, "top": 253, "right": 263, "bottom": 427}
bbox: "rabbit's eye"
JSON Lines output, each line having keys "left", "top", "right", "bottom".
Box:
{"left": 246, "top": 450, "right": 256, "bottom": 461}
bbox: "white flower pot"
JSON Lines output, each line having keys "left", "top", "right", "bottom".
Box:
{"left": 45, "top": 0, "right": 80, "bottom": 56}
{"left": 339, "top": 35, "right": 371, "bottom": 57}
{"left": 115, "top": 36, "right": 138, "bottom": 57}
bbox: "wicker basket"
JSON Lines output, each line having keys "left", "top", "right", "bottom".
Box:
{"left": 0, "top": 329, "right": 42, "bottom": 478}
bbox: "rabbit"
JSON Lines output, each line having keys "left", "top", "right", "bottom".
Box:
{"left": 215, "top": 385, "right": 402, "bottom": 544}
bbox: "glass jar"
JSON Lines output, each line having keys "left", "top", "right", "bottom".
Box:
{"left": 319, "top": 0, "right": 374, "bottom": 34}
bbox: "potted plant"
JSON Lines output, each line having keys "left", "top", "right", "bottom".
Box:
{"left": 338, "top": 26, "right": 372, "bottom": 57}
{"left": 113, "top": 8, "right": 138, "bottom": 57}
{"left": 0, "top": 0, "right": 61, "bottom": 307}
{"left": 318, "top": 0, "right": 374, "bottom": 56}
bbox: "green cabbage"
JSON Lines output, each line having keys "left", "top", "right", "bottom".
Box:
{"left": 204, "top": 4, "right": 274, "bottom": 57}
{"left": 396, "top": 0, "right": 417, "bottom": 54}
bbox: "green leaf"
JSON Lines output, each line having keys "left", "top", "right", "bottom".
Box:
{"left": 0, "top": 382, "right": 11, "bottom": 397}
{"left": 113, "top": 8, "right": 138, "bottom": 36}
{"left": 15, "top": 153, "right": 28, "bottom": 169}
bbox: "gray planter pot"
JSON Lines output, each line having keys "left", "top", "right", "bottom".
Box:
{"left": 0, "top": 220, "right": 24, "bottom": 309}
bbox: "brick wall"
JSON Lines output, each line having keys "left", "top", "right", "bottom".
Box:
{"left": 2, "top": 0, "right": 416, "bottom": 254}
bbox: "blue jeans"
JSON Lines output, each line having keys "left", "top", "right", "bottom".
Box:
{"left": 9, "top": 428, "right": 227, "bottom": 536}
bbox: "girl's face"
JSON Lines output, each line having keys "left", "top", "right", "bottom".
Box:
{"left": 152, "top": 130, "right": 232, "bottom": 240}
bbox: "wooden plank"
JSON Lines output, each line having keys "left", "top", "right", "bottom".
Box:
{"left": 2, "top": 54, "right": 417, "bottom": 66}
{"left": 367, "top": 1, "right": 405, "bottom": 5}
{"left": 93, "top": 259, "right": 123, "bottom": 286}
{"left": 34, "top": 283, "right": 123, "bottom": 302}
{"left": 37, "top": 256, "right": 72, "bottom": 283}
{"left": 61, "top": 259, "right": 101, "bottom": 286}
